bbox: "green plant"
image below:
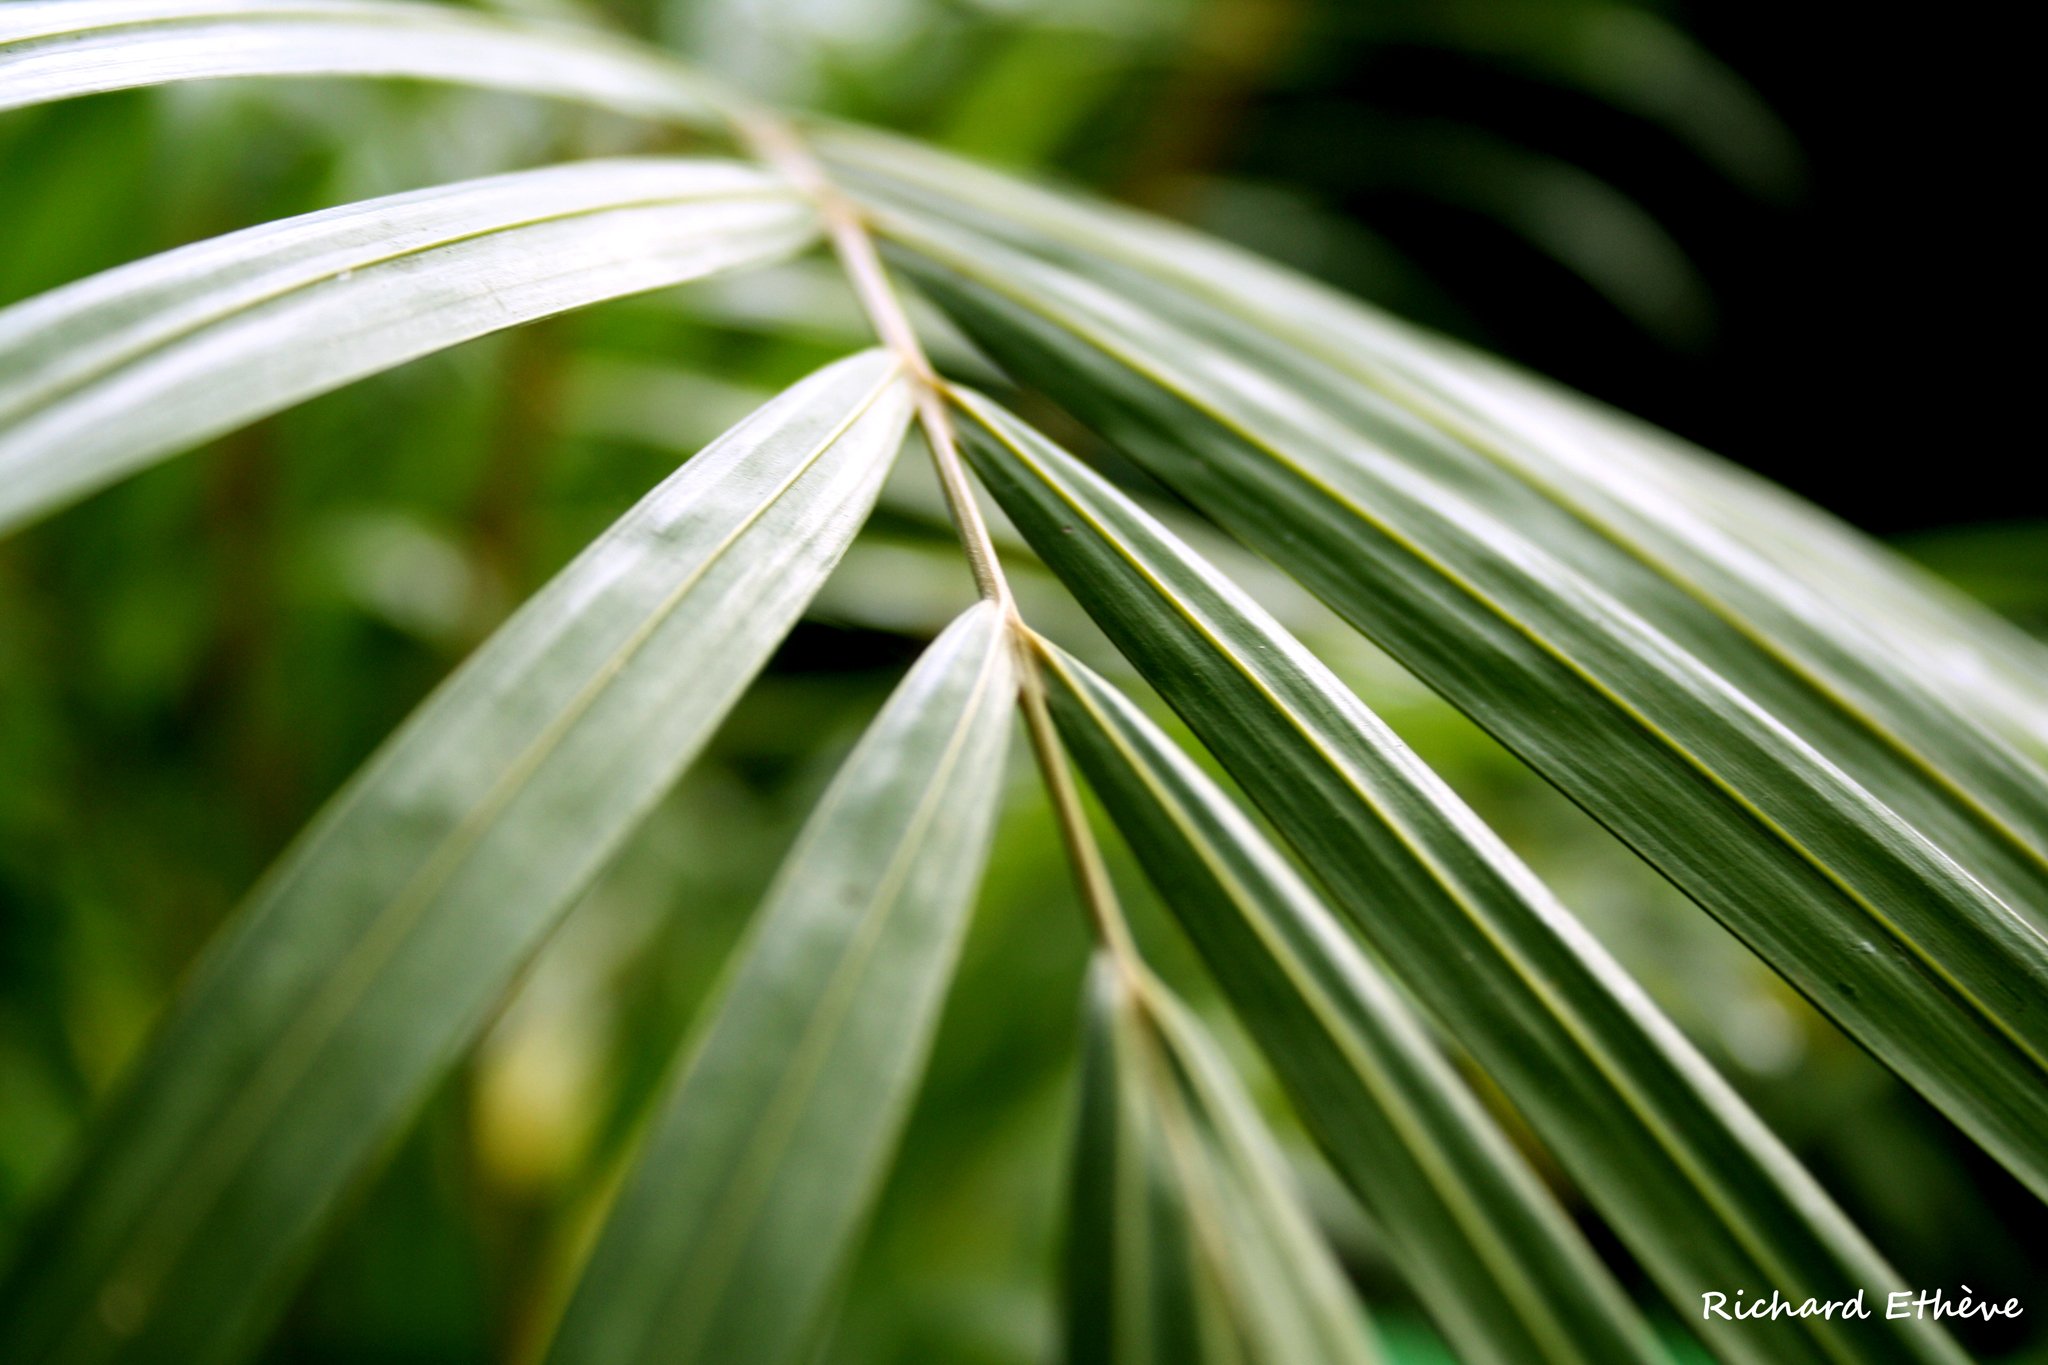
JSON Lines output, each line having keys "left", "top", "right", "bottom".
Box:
{"left": 0, "top": 4, "right": 2042, "bottom": 1364}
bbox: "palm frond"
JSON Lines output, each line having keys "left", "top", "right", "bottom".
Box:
{"left": 1036, "top": 638, "right": 1659, "bottom": 1365}
{"left": 0, "top": 157, "right": 814, "bottom": 532}
{"left": 0, "top": 353, "right": 911, "bottom": 1365}
{"left": 0, "top": 11, "right": 2035, "bottom": 1365}
{"left": 0, "top": 0, "right": 724, "bottom": 120}
{"left": 547, "top": 602, "right": 1014, "bottom": 1365}
{"left": 1068, "top": 956, "right": 1382, "bottom": 1365}
{"left": 871, "top": 169, "right": 2048, "bottom": 1200}
{"left": 955, "top": 392, "right": 1964, "bottom": 1365}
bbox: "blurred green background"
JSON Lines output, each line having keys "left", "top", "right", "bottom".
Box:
{"left": 1, "top": 1, "right": 2041, "bottom": 1361}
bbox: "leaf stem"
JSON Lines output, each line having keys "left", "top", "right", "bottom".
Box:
{"left": 733, "top": 111, "right": 1013, "bottom": 612}
{"left": 731, "top": 106, "right": 1142, "bottom": 968}
{"left": 1017, "top": 630, "right": 1145, "bottom": 964}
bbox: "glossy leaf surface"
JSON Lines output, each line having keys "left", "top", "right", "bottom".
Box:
{"left": 958, "top": 392, "right": 1964, "bottom": 1365}
{"left": 0, "top": 352, "right": 912, "bottom": 1365}
{"left": 886, "top": 189, "right": 2048, "bottom": 1203}
{"left": 546, "top": 602, "right": 1016, "bottom": 1365}
{"left": 0, "top": 157, "right": 815, "bottom": 532}
{"left": 1038, "top": 640, "right": 1660, "bottom": 1365}
{"left": 1068, "top": 956, "right": 1381, "bottom": 1365}
{"left": 0, "top": 0, "right": 726, "bottom": 120}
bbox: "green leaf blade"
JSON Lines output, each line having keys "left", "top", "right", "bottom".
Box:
{"left": 902, "top": 222, "right": 2048, "bottom": 1204}
{"left": 1036, "top": 640, "right": 1662, "bottom": 1365}
{"left": 950, "top": 190, "right": 2048, "bottom": 934}
{"left": 0, "top": 351, "right": 913, "bottom": 1365}
{"left": 957, "top": 393, "right": 1966, "bottom": 1365}
{"left": 822, "top": 126, "right": 2048, "bottom": 767}
{"left": 1364, "top": 310, "right": 2048, "bottom": 768}
{"left": 545, "top": 601, "right": 1017, "bottom": 1365}
{"left": 1069, "top": 956, "right": 1382, "bottom": 1365}
{"left": 0, "top": 0, "right": 726, "bottom": 120}
{"left": 0, "top": 157, "right": 817, "bottom": 534}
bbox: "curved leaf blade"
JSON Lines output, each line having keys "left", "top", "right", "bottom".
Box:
{"left": 545, "top": 601, "right": 1017, "bottom": 1365}
{"left": 897, "top": 215, "right": 2048, "bottom": 1204}
{"left": 863, "top": 160, "right": 2048, "bottom": 926}
{"left": 0, "top": 156, "right": 817, "bottom": 533}
{"left": 1416, "top": 339, "right": 2048, "bottom": 763}
{"left": 956, "top": 392, "right": 1966, "bottom": 1365}
{"left": 1037, "top": 640, "right": 1661, "bottom": 1365}
{"left": 1070, "top": 955, "right": 1381, "bottom": 1365}
{"left": 0, "top": 351, "right": 913, "bottom": 1365}
{"left": 819, "top": 127, "right": 2048, "bottom": 762}
{"left": 0, "top": 0, "right": 725, "bottom": 120}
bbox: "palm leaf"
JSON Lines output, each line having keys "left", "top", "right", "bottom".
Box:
{"left": 1069, "top": 955, "right": 1381, "bottom": 1365}
{"left": 954, "top": 391, "right": 1964, "bottom": 1365}
{"left": 0, "top": 351, "right": 912, "bottom": 1365}
{"left": 4, "top": 11, "right": 2038, "bottom": 1365}
{"left": 0, "top": 156, "right": 815, "bottom": 533}
{"left": 1036, "top": 638, "right": 1661, "bottom": 1365}
{"left": 0, "top": 0, "right": 724, "bottom": 121}
{"left": 1437, "top": 348, "right": 2048, "bottom": 760}
{"left": 819, "top": 126, "right": 2048, "bottom": 761}
{"left": 545, "top": 601, "right": 1016, "bottom": 1365}
{"left": 870, "top": 180, "right": 2048, "bottom": 1201}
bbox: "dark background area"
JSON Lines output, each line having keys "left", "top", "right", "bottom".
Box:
{"left": 1194, "top": 4, "right": 2036, "bottom": 535}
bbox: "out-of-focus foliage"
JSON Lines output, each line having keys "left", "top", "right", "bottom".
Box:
{"left": 0, "top": 3, "right": 2040, "bottom": 1364}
